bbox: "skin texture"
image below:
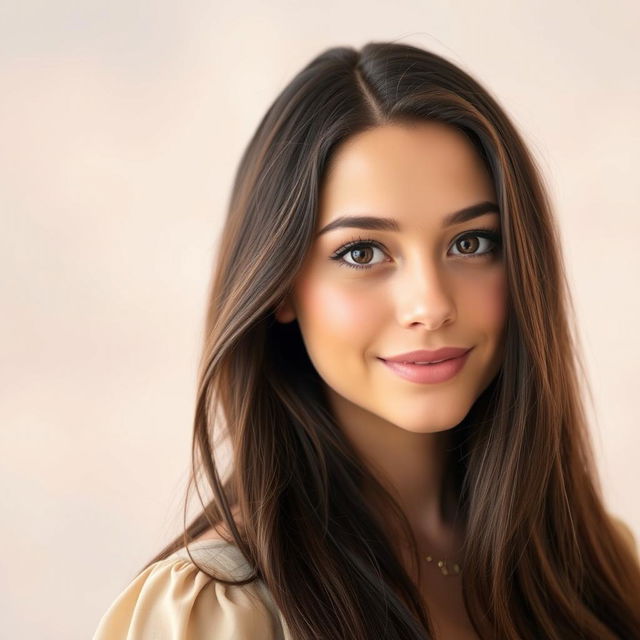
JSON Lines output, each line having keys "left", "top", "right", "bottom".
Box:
{"left": 275, "top": 121, "right": 507, "bottom": 553}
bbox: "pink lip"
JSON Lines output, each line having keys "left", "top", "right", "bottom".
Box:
{"left": 381, "top": 347, "right": 472, "bottom": 363}
{"left": 378, "top": 348, "right": 473, "bottom": 384}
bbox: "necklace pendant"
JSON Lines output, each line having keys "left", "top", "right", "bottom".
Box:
{"left": 425, "top": 555, "right": 462, "bottom": 576}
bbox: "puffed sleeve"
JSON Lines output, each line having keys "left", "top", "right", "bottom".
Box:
{"left": 93, "top": 549, "right": 284, "bottom": 640}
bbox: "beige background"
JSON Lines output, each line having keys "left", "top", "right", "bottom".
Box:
{"left": 1, "top": 1, "right": 638, "bottom": 638}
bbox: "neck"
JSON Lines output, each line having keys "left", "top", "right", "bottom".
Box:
{"left": 325, "top": 385, "right": 463, "bottom": 548}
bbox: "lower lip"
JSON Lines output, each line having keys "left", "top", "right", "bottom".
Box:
{"left": 379, "top": 349, "right": 473, "bottom": 384}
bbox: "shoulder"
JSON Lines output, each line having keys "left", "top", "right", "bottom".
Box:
{"left": 93, "top": 540, "right": 289, "bottom": 640}
{"left": 609, "top": 512, "right": 638, "bottom": 560}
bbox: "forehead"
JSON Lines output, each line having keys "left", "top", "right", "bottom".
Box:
{"left": 318, "top": 122, "right": 495, "bottom": 227}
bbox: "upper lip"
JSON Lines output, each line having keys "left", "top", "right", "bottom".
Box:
{"left": 380, "top": 347, "right": 472, "bottom": 364}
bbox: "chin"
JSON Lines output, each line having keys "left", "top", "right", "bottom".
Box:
{"left": 397, "top": 420, "right": 463, "bottom": 435}
{"left": 386, "top": 405, "right": 472, "bottom": 435}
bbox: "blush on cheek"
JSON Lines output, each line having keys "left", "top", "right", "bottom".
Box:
{"left": 321, "top": 287, "right": 370, "bottom": 333}
{"left": 461, "top": 271, "right": 507, "bottom": 329}
{"left": 480, "top": 272, "right": 508, "bottom": 328}
{"left": 294, "top": 283, "right": 375, "bottom": 385}
{"left": 297, "top": 280, "right": 379, "bottom": 343}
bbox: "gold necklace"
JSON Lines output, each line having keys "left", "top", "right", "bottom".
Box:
{"left": 425, "top": 553, "right": 462, "bottom": 576}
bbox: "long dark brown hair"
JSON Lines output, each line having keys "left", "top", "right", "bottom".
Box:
{"left": 141, "top": 41, "right": 640, "bottom": 639}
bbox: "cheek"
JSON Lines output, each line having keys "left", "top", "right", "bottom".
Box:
{"left": 297, "top": 278, "right": 380, "bottom": 344}
{"left": 460, "top": 269, "right": 508, "bottom": 331}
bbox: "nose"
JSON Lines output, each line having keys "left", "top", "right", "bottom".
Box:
{"left": 395, "top": 258, "right": 456, "bottom": 331}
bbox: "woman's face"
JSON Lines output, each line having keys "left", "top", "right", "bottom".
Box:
{"left": 276, "top": 121, "right": 507, "bottom": 434}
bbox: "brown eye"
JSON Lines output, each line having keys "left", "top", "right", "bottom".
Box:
{"left": 331, "top": 240, "right": 387, "bottom": 270}
{"left": 449, "top": 230, "right": 501, "bottom": 259}
{"left": 350, "top": 247, "right": 375, "bottom": 265}
{"left": 456, "top": 236, "right": 480, "bottom": 255}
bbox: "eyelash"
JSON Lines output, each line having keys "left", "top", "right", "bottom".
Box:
{"left": 329, "top": 228, "right": 502, "bottom": 271}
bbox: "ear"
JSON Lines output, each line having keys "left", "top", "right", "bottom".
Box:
{"left": 274, "top": 297, "right": 296, "bottom": 323}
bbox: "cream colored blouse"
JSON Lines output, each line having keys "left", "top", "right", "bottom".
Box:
{"left": 92, "top": 539, "right": 292, "bottom": 639}
{"left": 93, "top": 517, "right": 637, "bottom": 639}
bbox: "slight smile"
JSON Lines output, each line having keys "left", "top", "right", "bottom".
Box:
{"left": 377, "top": 347, "right": 474, "bottom": 384}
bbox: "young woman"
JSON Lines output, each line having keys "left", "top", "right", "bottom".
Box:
{"left": 93, "top": 41, "right": 640, "bottom": 640}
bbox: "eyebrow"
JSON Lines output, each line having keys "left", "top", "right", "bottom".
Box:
{"left": 316, "top": 201, "right": 500, "bottom": 236}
